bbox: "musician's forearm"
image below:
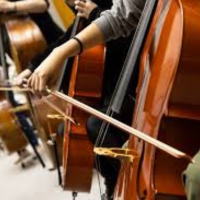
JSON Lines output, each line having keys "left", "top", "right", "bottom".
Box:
{"left": 54, "top": 23, "right": 105, "bottom": 60}
{"left": 13, "top": 0, "right": 47, "bottom": 13}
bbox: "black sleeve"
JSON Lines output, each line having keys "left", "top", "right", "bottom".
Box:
{"left": 88, "top": 7, "right": 103, "bottom": 23}
{"left": 94, "top": 0, "right": 112, "bottom": 10}
{"left": 88, "top": 0, "right": 113, "bottom": 23}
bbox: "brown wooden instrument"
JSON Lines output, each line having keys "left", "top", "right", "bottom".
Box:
{"left": 111, "top": 0, "right": 200, "bottom": 199}
{"left": 33, "top": 95, "right": 66, "bottom": 167}
{"left": 43, "top": 87, "right": 192, "bottom": 197}
{"left": 0, "top": 17, "right": 31, "bottom": 154}
{"left": 0, "top": 99, "right": 27, "bottom": 153}
{"left": 3, "top": 15, "right": 66, "bottom": 167}
{"left": 5, "top": 15, "right": 47, "bottom": 72}
{"left": 0, "top": 15, "right": 50, "bottom": 169}
{"left": 62, "top": 18, "right": 106, "bottom": 192}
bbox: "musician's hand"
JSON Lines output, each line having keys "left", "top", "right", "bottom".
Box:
{"left": 27, "top": 48, "right": 65, "bottom": 98}
{"left": 75, "top": 0, "right": 97, "bottom": 19}
{"left": 0, "top": 1, "right": 15, "bottom": 13}
{"left": 13, "top": 69, "right": 32, "bottom": 87}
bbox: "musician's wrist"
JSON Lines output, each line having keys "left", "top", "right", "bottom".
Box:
{"left": 61, "top": 38, "right": 83, "bottom": 58}
{"left": 51, "top": 47, "right": 68, "bottom": 65}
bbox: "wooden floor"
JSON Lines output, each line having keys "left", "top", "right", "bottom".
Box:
{"left": 0, "top": 145, "right": 104, "bottom": 200}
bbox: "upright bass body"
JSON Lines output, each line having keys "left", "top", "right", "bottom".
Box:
{"left": 114, "top": 0, "right": 200, "bottom": 199}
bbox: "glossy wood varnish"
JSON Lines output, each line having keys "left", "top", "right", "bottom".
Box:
{"left": 114, "top": 0, "right": 200, "bottom": 199}
{"left": 0, "top": 100, "right": 27, "bottom": 153}
{"left": 62, "top": 45, "right": 105, "bottom": 192}
{"left": 5, "top": 16, "right": 47, "bottom": 72}
{"left": 4, "top": 16, "right": 63, "bottom": 166}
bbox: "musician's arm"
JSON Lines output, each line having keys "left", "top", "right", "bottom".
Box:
{"left": 93, "top": 0, "right": 145, "bottom": 41}
{"left": 27, "top": 0, "right": 146, "bottom": 93}
{"left": 0, "top": 0, "right": 48, "bottom": 14}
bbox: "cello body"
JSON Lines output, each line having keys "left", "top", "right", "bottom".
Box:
{"left": 0, "top": 17, "right": 36, "bottom": 154}
{"left": 114, "top": 0, "right": 200, "bottom": 199}
{"left": 5, "top": 15, "right": 66, "bottom": 167}
{"left": 5, "top": 15, "right": 47, "bottom": 72}
{"left": 0, "top": 99, "right": 27, "bottom": 153}
{"left": 33, "top": 95, "right": 66, "bottom": 166}
{"left": 62, "top": 45, "right": 105, "bottom": 192}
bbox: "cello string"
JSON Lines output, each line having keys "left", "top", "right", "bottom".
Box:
{"left": 94, "top": 0, "right": 160, "bottom": 192}
{"left": 93, "top": 0, "right": 154, "bottom": 190}
{"left": 92, "top": 40, "right": 132, "bottom": 195}
{"left": 93, "top": 27, "right": 136, "bottom": 195}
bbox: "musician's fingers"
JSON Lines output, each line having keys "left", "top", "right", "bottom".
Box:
{"left": 32, "top": 76, "right": 42, "bottom": 98}
{"left": 13, "top": 76, "right": 28, "bottom": 87}
{"left": 13, "top": 77, "right": 23, "bottom": 87}
{"left": 27, "top": 75, "right": 33, "bottom": 88}
{"left": 27, "top": 75, "right": 40, "bottom": 98}
{"left": 74, "top": 0, "right": 86, "bottom": 8}
{"left": 34, "top": 76, "right": 40, "bottom": 92}
{"left": 75, "top": 5, "right": 85, "bottom": 13}
{"left": 39, "top": 78, "right": 48, "bottom": 96}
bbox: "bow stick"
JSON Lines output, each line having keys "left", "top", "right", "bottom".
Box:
{"left": 45, "top": 89, "right": 194, "bottom": 163}
{"left": 0, "top": 81, "right": 194, "bottom": 163}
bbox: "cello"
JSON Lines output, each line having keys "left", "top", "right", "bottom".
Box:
{"left": 0, "top": 14, "right": 47, "bottom": 167}
{"left": 102, "top": 0, "right": 200, "bottom": 199}
{"left": 61, "top": 16, "right": 105, "bottom": 193}
{"left": 0, "top": 20, "right": 28, "bottom": 154}
{"left": 5, "top": 15, "right": 47, "bottom": 72}
{"left": 4, "top": 14, "right": 68, "bottom": 168}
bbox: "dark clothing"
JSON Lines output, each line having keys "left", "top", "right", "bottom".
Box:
{"left": 102, "top": 35, "right": 133, "bottom": 102}
{"left": 10, "top": 0, "right": 63, "bottom": 44}
{"left": 86, "top": 107, "right": 130, "bottom": 197}
{"left": 29, "top": 29, "right": 71, "bottom": 72}
{"left": 89, "top": 0, "right": 112, "bottom": 22}
{"left": 7, "top": 92, "right": 39, "bottom": 147}
{"left": 29, "top": 11, "right": 63, "bottom": 45}
{"left": 16, "top": 112, "right": 39, "bottom": 147}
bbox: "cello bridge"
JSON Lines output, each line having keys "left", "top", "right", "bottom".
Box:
{"left": 47, "top": 114, "right": 79, "bottom": 126}
{"left": 94, "top": 148, "right": 138, "bottom": 163}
